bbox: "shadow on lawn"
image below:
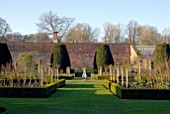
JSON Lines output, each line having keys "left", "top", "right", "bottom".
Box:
{"left": 64, "top": 84, "right": 94, "bottom": 88}
{"left": 0, "top": 107, "right": 7, "bottom": 113}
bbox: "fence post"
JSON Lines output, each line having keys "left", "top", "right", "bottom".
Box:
{"left": 34, "top": 61, "right": 38, "bottom": 87}
{"left": 121, "top": 67, "right": 124, "bottom": 86}
{"left": 50, "top": 67, "right": 53, "bottom": 83}
{"left": 38, "top": 60, "right": 43, "bottom": 87}
{"left": 138, "top": 60, "right": 142, "bottom": 83}
{"left": 109, "top": 65, "right": 112, "bottom": 81}
{"left": 66, "top": 67, "right": 70, "bottom": 76}
{"left": 116, "top": 67, "right": 119, "bottom": 84}
{"left": 99, "top": 66, "right": 102, "bottom": 76}
{"left": 53, "top": 67, "right": 56, "bottom": 82}
{"left": 57, "top": 67, "right": 59, "bottom": 81}
{"left": 46, "top": 66, "right": 48, "bottom": 84}
{"left": 40, "top": 66, "right": 44, "bottom": 87}
{"left": 126, "top": 68, "right": 129, "bottom": 88}
{"left": 112, "top": 68, "right": 115, "bottom": 82}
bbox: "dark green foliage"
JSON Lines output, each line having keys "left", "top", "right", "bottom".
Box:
{"left": 94, "top": 75, "right": 111, "bottom": 80}
{"left": 0, "top": 107, "right": 7, "bottom": 113}
{"left": 58, "top": 75, "right": 74, "bottom": 80}
{"left": 120, "top": 89, "right": 170, "bottom": 100}
{"left": 17, "top": 53, "right": 34, "bottom": 74}
{"left": 105, "top": 80, "right": 170, "bottom": 100}
{"left": 136, "top": 49, "right": 142, "bottom": 56}
{"left": 57, "top": 79, "right": 66, "bottom": 87}
{"left": 0, "top": 43, "right": 12, "bottom": 67}
{"left": 50, "top": 44, "right": 70, "bottom": 72}
{"left": 103, "top": 79, "right": 111, "bottom": 90}
{"left": 0, "top": 79, "right": 65, "bottom": 98}
{"left": 153, "top": 44, "right": 170, "bottom": 70}
{"left": 91, "top": 69, "right": 98, "bottom": 74}
{"left": 95, "top": 44, "right": 114, "bottom": 69}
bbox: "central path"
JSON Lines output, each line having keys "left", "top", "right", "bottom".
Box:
{"left": 56, "top": 77, "right": 116, "bottom": 114}
{"left": 59, "top": 77, "right": 112, "bottom": 94}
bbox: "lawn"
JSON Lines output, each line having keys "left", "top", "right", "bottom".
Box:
{"left": 1, "top": 77, "right": 170, "bottom": 114}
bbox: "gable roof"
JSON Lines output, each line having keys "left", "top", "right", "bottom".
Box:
{"left": 7, "top": 43, "right": 131, "bottom": 68}
{"left": 135, "top": 45, "right": 155, "bottom": 58}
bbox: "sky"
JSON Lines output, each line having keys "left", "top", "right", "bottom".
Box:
{"left": 0, "top": 0, "right": 170, "bottom": 35}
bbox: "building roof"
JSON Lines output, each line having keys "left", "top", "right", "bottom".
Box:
{"left": 135, "top": 45, "right": 155, "bottom": 58}
{"left": 7, "top": 43, "right": 131, "bottom": 68}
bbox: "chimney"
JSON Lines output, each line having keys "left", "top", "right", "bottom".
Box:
{"left": 53, "top": 31, "right": 61, "bottom": 43}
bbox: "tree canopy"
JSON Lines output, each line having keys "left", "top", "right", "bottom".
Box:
{"left": 65, "top": 23, "right": 99, "bottom": 43}
{"left": 0, "top": 17, "right": 12, "bottom": 42}
{"left": 95, "top": 44, "right": 114, "bottom": 69}
{"left": 50, "top": 44, "right": 70, "bottom": 72}
{"left": 36, "top": 11, "right": 75, "bottom": 41}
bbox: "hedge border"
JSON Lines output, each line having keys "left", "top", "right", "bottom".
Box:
{"left": 0, "top": 79, "right": 65, "bottom": 98}
{"left": 103, "top": 79, "right": 170, "bottom": 100}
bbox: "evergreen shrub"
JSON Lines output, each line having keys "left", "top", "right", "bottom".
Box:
{"left": 0, "top": 43, "right": 12, "bottom": 68}
{"left": 153, "top": 44, "right": 170, "bottom": 72}
{"left": 95, "top": 44, "right": 114, "bottom": 69}
{"left": 50, "top": 44, "right": 70, "bottom": 73}
{"left": 17, "top": 53, "right": 34, "bottom": 74}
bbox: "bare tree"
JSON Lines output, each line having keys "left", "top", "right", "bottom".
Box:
{"left": 161, "top": 28, "right": 170, "bottom": 44}
{"left": 0, "top": 17, "right": 12, "bottom": 42}
{"left": 126, "top": 20, "right": 139, "bottom": 44}
{"left": 137, "top": 25, "right": 160, "bottom": 45}
{"left": 7, "top": 32, "right": 51, "bottom": 43}
{"left": 6, "top": 32, "right": 25, "bottom": 42}
{"left": 26, "top": 33, "right": 51, "bottom": 43}
{"left": 103, "top": 22, "right": 123, "bottom": 43}
{"left": 36, "top": 11, "right": 75, "bottom": 42}
{"left": 64, "top": 23, "right": 100, "bottom": 43}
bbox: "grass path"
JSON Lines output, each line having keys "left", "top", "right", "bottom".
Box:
{"left": 1, "top": 78, "right": 170, "bottom": 114}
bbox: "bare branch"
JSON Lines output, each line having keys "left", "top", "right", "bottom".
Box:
{"left": 36, "top": 11, "right": 75, "bottom": 40}
{"left": 64, "top": 23, "right": 99, "bottom": 43}
{"left": 103, "top": 22, "right": 123, "bottom": 43}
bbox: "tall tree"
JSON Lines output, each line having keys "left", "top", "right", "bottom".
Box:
{"left": 126, "top": 20, "right": 139, "bottom": 44}
{"left": 103, "top": 22, "right": 123, "bottom": 43}
{"left": 36, "top": 11, "right": 75, "bottom": 42}
{"left": 6, "top": 32, "right": 51, "bottom": 43}
{"left": 161, "top": 28, "right": 170, "bottom": 44}
{"left": 26, "top": 33, "right": 51, "bottom": 43}
{"left": 6, "top": 32, "right": 24, "bottom": 42}
{"left": 137, "top": 25, "right": 160, "bottom": 45}
{"left": 95, "top": 44, "right": 114, "bottom": 69}
{"left": 0, "top": 17, "right": 12, "bottom": 42}
{"left": 50, "top": 44, "right": 70, "bottom": 73}
{"left": 64, "top": 23, "right": 100, "bottom": 43}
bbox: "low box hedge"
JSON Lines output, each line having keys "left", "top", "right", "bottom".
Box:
{"left": 110, "top": 82, "right": 122, "bottom": 98}
{"left": 57, "top": 79, "right": 65, "bottom": 88}
{"left": 103, "top": 79, "right": 111, "bottom": 89}
{"left": 58, "top": 75, "right": 74, "bottom": 80}
{"left": 0, "top": 79, "right": 65, "bottom": 98}
{"left": 104, "top": 79, "right": 170, "bottom": 100}
{"left": 121, "top": 88, "right": 170, "bottom": 100}
{"left": 94, "top": 76, "right": 111, "bottom": 80}
{"left": 74, "top": 72, "right": 91, "bottom": 77}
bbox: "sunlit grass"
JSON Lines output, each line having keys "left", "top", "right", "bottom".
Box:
{"left": 1, "top": 78, "right": 170, "bottom": 114}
